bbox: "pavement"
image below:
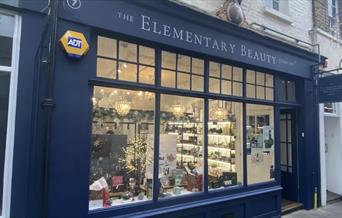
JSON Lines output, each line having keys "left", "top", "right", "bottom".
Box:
{"left": 283, "top": 201, "right": 342, "bottom": 218}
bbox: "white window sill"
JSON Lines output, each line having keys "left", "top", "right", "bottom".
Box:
{"left": 263, "top": 6, "right": 293, "bottom": 25}
{"left": 324, "top": 112, "right": 340, "bottom": 118}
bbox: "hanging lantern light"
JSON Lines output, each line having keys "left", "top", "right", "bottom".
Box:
{"left": 115, "top": 99, "right": 131, "bottom": 116}
{"left": 171, "top": 104, "right": 186, "bottom": 118}
{"left": 212, "top": 107, "right": 228, "bottom": 121}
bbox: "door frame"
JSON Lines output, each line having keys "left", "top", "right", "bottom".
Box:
{"left": 280, "top": 108, "right": 300, "bottom": 202}
{"left": 0, "top": 9, "right": 21, "bottom": 218}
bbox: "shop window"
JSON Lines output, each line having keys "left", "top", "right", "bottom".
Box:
{"left": 246, "top": 70, "right": 274, "bottom": 101}
{"left": 0, "top": 71, "right": 10, "bottom": 216}
{"left": 0, "top": 14, "right": 13, "bottom": 67}
{"left": 265, "top": 0, "right": 289, "bottom": 15}
{"left": 208, "top": 100, "right": 243, "bottom": 190}
{"left": 161, "top": 51, "right": 204, "bottom": 92}
{"left": 246, "top": 104, "right": 275, "bottom": 185}
{"left": 159, "top": 94, "right": 204, "bottom": 198}
{"left": 97, "top": 36, "right": 155, "bottom": 84}
{"left": 89, "top": 87, "right": 155, "bottom": 209}
{"left": 279, "top": 79, "right": 296, "bottom": 102}
{"left": 0, "top": 12, "right": 16, "bottom": 217}
{"left": 209, "top": 62, "right": 243, "bottom": 97}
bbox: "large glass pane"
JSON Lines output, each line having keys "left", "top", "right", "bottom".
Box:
{"left": 0, "top": 71, "right": 10, "bottom": 216}
{"left": 159, "top": 95, "right": 204, "bottom": 198}
{"left": 246, "top": 104, "right": 275, "bottom": 184}
{"left": 208, "top": 100, "right": 243, "bottom": 190}
{"left": 97, "top": 36, "right": 116, "bottom": 59}
{"left": 0, "top": 13, "right": 14, "bottom": 67}
{"left": 89, "top": 87, "right": 155, "bottom": 209}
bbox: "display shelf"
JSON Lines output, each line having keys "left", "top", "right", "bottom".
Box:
{"left": 208, "top": 146, "right": 231, "bottom": 151}
{"left": 208, "top": 159, "right": 231, "bottom": 165}
{"left": 208, "top": 134, "right": 235, "bottom": 137}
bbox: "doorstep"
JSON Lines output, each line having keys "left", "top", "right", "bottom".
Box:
{"left": 281, "top": 199, "right": 303, "bottom": 215}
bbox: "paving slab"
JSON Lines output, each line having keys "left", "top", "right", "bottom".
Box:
{"left": 283, "top": 201, "right": 342, "bottom": 218}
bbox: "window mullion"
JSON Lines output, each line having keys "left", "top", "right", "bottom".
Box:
{"left": 153, "top": 92, "right": 161, "bottom": 202}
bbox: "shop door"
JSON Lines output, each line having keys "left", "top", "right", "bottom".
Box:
{"left": 280, "top": 109, "right": 298, "bottom": 202}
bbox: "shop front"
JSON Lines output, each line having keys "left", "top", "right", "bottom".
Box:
{"left": 4, "top": 0, "right": 321, "bottom": 218}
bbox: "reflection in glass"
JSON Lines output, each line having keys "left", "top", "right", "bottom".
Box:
{"left": 208, "top": 100, "right": 243, "bottom": 190}
{"left": 246, "top": 104, "right": 275, "bottom": 185}
{"left": 97, "top": 36, "right": 155, "bottom": 84}
{"left": 161, "top": 69, "right": 176, "bottom": 88}
{"left": 287, "top": 81, "right": 296, "bottom": 102}
{"left": 210, "top": 62, "right": 220, "bottom": 78}
{"left": 192, "top": 76, "right": 204, "bottom": 92}
{"left": 162, "top": 51, "right": 176, "bottom": 69}
{"left": 97, "top": 36, "right": 116, "bottom": 58}
{"left": 97, "top": 58, "right": 116, "bottom": 79}
{"left": 177, "top": 73, "right": 190, "bottom": 90}
{"left": 118, "top": 62, "right": 137, "bottom": 82}
{"left": 177, "top": 55, "right": 190, "bottom": 72}
{"left": 119, "top": 41, "right": 137, "bottom": 62}
{"left": 192, "top": 58, "right": 204, "bottom": 75}
{"left": 0, "top": 71, "right": 10, "bottom": 215}
{"left": 89, "top": 87, "right": 155, "bottom": 210}
{"left": 139, "top": 46, "right": 155, "bottom": 66}
{"left": 139, "top": 66, "right": 155, "bottom": 84}
{"left": 159, "top": 95, "right": 204, "bottom": 198}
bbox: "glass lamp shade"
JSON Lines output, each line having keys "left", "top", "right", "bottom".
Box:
{"left": 172, "top": 104, "right": 186, "bottom": 118}
{"left": 115, "top": 100, "right": 131, "bottom": 116}
{"left": 212, "top": 107, "right": 228, "bottom": 120}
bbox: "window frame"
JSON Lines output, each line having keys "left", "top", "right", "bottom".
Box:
{"left": 89, "top": 32, "right": 302, "bottom": 214}
{"left": 0, "top": 9, "right": 21, "bottom": 218}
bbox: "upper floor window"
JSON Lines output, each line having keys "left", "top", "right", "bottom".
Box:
{"left": 328, "top": 0, "right": 338, "bottom": 34}
{"left": 265, "top": 0, "right": 289, "bottom": 14}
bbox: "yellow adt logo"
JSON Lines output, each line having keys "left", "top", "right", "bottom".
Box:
{"left": 60, "top": 30, "right": 89, "bottom": 58}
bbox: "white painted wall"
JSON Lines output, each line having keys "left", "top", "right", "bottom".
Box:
{"left": 174, "top": 0, "right": 313, "bottom": 43}
{"left": 324, "top": 116, "right": 342, "bottom": 195}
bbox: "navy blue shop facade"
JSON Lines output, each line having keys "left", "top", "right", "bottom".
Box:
{"left": 4, "top": 0, "right": 322, "bottom": 218}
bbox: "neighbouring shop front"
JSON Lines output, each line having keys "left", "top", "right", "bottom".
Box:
{"left": 2, "top": 0, "right": 322, "bottom": 218}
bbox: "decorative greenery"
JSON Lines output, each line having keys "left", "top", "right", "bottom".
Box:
{"left": 119, "top": 138, "right": 152, "bottom": 180}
